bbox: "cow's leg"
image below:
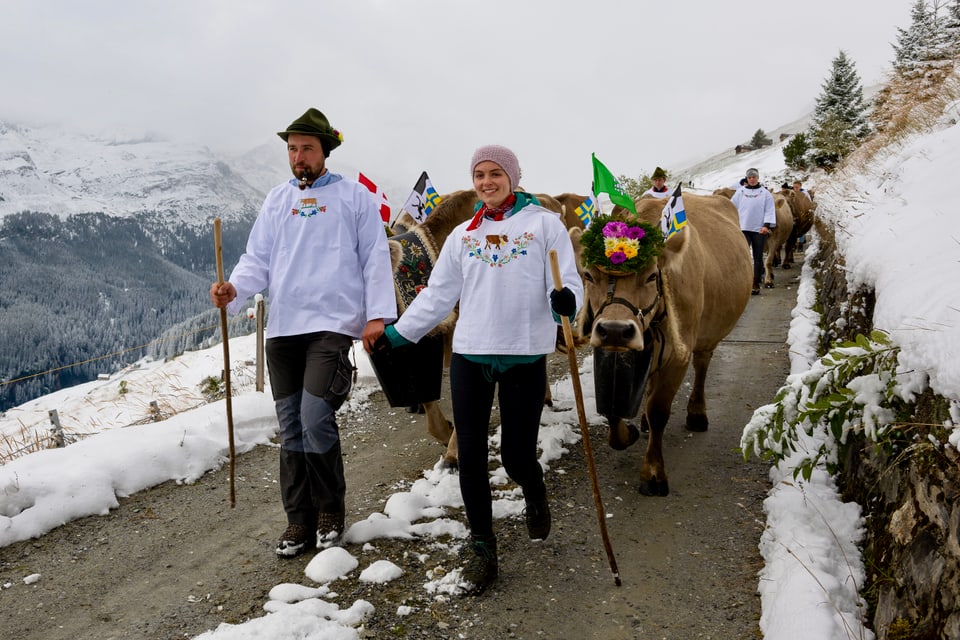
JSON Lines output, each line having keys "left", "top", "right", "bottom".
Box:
{"left": 685, "top": 349, "right": 714, "bottom": 432}
{"left": 638, "top": 365, "right": 686, "bottom": 497}
{"left": 782, "top": 228, "right": 799, "bottom": 269}
{"left": 607, "top": 416, "right": 640, "bottom": 450}
{"left": 423, "top": 400, "right": 457, "bottom": 467}
{"left": 763, "top": 243, "right": 776, "bottom": 288}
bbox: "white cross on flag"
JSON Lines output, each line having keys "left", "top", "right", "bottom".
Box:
{"left": 358, "top": 172, "right": 391, "bottom": 222}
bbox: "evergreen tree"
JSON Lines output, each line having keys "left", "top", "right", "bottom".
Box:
{"left": 942, "top": 0, "right": 960, "bottom": 56}
{"left": 893, "top": 0, "right": 933, "bottom": 71}
{"left": 782, "top": 132, "right": 810, "bottom": 170}
{"left": 893, "top": 1, "right": 955, "bottom": 73}
{"left": 808, "top": 50, "right": 871, "bottom": 169}
{"left": 750, "top": 128, "right": 772, "bottom": 147}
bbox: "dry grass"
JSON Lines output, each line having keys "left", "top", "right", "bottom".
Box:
{"left": 848, "top": 62, "right": 960, "bottom": 169}
{"left": 0, "top": 360, "right": 258, "bottom": 463}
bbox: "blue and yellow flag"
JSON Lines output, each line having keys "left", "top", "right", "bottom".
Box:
{"left": 573, "top": 196, "right": 596, "bottom": 227}
{"left": 400, "top": 171, "right": 442, "bottom": 224}
{"left": 660, "top": 184, "right": 687, "bottom": 239}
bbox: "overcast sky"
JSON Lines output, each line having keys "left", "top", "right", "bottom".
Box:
{"left": 2, "top": 0, "right": 911, "bottom": 195}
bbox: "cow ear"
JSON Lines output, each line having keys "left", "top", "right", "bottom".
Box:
{"left": 660, "top": 226, "right": 689, "bottom": 268}
{"left": 575, "top": 297, "right": 594, "bottom": 341}
{"left": 569, "top": 227, "right": 585, "bottom": 269}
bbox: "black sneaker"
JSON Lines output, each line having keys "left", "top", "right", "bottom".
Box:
{"left": 317, "top": 512, "right": 345, "bottom": 548}
{"left": 524, "top": 498, "right": 551, "bottom": 541}
{"left": 276, "top": 523, "right": 316, "bottom": 558}
{"left": 460, "top": 537, "right": 498, "bottom": 595}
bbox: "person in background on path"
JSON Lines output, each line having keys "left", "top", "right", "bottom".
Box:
{"left": 209, "top": 107, "right": 397, "bottom": 558}
{"left": 378, "top": 144, "right": 583, "bottom": 595}
{"left": 732, "top": 167, "right": 776, "bottom": 295}
{"left": 641, "top": 166, "right": 671, "bottom": 199}
{"left": 793, "top": 179, "right": 813, "bottom": 201}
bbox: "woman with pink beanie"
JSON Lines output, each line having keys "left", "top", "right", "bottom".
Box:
{"left": 380, "top": 144, "right": 583, "bottom": 595}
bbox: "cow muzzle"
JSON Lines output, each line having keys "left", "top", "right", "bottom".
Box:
{"left": 591, "top": 319, "right": 645, "bottom": 350}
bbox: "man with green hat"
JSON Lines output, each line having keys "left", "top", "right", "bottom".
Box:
{"left": 641, "top": 166, "right": 671, "bottom": 199}
{"left": 210, "top": 107, "right": 397, "bottom": 557}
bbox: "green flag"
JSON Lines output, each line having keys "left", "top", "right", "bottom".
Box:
{"left": 592, "top": 153, "right": 636, "bottom": 214}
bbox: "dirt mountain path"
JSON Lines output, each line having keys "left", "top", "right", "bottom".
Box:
{"left": 0, "top": 272, "right": 799, "bottom": 640}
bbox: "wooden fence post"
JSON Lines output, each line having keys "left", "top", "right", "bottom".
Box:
{"left": 48, "top": 409, "right": 64, "bottom": 448}
{"left": 255, "top": 293, "right": 265, "bottom": 393}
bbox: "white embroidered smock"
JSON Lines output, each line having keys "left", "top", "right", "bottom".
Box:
{"left": 731, "top": 184, "right": 777, "bottom": 232}
{"left": 641, "top": 187, "right": 671, "bottom": 199}
{"left": 226, "top": 174, "right": 397, "bottom": 339}
{"left": 392, "top": 201, "right": 583, "bottom": 356}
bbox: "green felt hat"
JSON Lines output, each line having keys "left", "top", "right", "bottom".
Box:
{"left": 651, "top": 166, "right": 667, "bottom": 180}
{"left": 277, "top": 108, "right": 343, "bottom": 151}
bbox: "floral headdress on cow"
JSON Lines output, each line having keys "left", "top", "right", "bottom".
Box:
{"left": 579, "top": 213, "right": 663, "bottom": 275}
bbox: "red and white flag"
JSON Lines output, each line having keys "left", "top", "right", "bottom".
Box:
{"left": 358, "top": 172, "right": 391, "bottom": 222}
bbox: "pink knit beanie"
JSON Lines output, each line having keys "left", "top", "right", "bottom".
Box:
{"left": 470, "top": 145, "right": 521, "bottom": 190}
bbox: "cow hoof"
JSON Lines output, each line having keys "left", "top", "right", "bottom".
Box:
{"left": 638, "top": 478, "right": 669, "bottom": 497}
{"left": 782, "top": 264, "right": 792, "bottom": 270}
{"left": 609, "top": 422, "right": 640, "bottom": 450}
{"left": 440, "top": 456, "right": 459, "bottom": 470}
{"left": 764, "top": 283, "right": 774, "bottom": 289}
{"left": 685, "top": 414, "right": 709, "bottom": 432}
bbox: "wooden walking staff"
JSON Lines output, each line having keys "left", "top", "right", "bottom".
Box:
{"left": 214, "top": 218, "right": 237, "bottom": 508}
{"left": 549, "top": 249, "right": 622, "bottom": 586}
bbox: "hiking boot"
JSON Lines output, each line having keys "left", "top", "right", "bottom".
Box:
{"left": 317, "top": 512, "right": 345, "bottom": 548}
{"left": 276, "top": 523, "right": 316, "bottom": 558}
{"left": 460, "top": 537, "right": 498, "bottom": 595}
{"left": 524, "top": 497, "right": 551, "bottom": 541}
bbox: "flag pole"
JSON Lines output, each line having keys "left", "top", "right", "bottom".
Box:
{"left": 549, "top": 249, "right": 622, "bottom": 587}
{"left": 213, "top": 218, "right": 237, "bottom": 508}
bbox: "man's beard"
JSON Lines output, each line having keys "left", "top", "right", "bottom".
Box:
{"left": 295, "top": 166, "right": 317, "bottom": 190}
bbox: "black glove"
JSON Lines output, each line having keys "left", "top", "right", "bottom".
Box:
{"left": 550, "top": 287, "right": 577, "bottom": 317}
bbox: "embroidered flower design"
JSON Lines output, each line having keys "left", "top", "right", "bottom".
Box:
{"left": 463, "top": 231, "right": 533, "bottom": 267}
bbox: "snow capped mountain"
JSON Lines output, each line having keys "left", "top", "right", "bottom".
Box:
{"left": 0, "top": 121, "right": 264, "bottom": 226}
{"left": 0, "top": 120, "right": 413, "bottom": 227}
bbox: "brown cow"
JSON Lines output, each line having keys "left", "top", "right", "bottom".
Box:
{"left": 552, "top": 193, "right": 591, "bottom": 230}
{"left": 386, "top": 190, "right": 570, "bottom": 467}
{"left": 570, "top": 194, "right": 752, "bottom": 496}
{"left": 763, "top": 193, "right": 795, "bottom": 288}
{"left": 774, "top": 187, "right": 816, "bottom": 269}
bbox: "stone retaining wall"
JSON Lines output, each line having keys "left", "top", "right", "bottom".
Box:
{"left": 810, "top": 221, "right": 960, "bottom": 640}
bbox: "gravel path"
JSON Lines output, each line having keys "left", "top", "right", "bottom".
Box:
{"left": 0, "top": 273, "right": 798, "bottom": 640}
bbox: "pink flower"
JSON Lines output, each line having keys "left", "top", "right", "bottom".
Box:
{"left": 625, "top": 226, "right": 645, "bottom": 240}
{"left": 603, "top": 221, "right": 628, "bottom": 238}
{"left": 609, "top": 251, "right": 627, "bottom": 265}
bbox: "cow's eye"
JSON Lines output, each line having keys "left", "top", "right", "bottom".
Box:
{"left": 646, "top": 272, "right": 658, "bottom": 284}
{"left": 583, "top": 271, "right": 595, "bottom": 283}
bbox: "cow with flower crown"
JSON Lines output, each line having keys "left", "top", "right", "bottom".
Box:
{"left": 569, "top": 193, "right": 752, "bottom": 496}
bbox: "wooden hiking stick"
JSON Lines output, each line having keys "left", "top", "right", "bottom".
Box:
{"left": 214, "top": 218, "right": 237, "bottom": 508}
{"left": 549, "top": 249, "right": 621, "bottom": 586}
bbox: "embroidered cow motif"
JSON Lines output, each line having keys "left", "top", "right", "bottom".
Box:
{"left": 484, "top": 234, "right": 509, "bottom": 250}
{"left": 463, "top": 231, "right": 535, "bottom": 267}
{"left": 292, "top": 198, "right": 322, "bottom": 217}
